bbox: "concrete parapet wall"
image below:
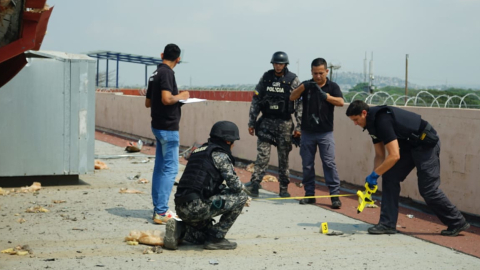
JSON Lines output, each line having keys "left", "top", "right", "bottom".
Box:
{"left": 95, "top": 92, "right": 480, "bottom": 216}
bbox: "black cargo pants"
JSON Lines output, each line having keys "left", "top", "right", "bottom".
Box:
{"left": 379, "top": 140, "right": 465, "bottom": 228}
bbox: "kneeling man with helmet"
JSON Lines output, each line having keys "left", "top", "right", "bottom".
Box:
{"left": 164, "top": 121, "right": 248, "bottom": 250}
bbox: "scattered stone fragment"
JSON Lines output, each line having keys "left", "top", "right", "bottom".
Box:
{"left": 127, "top": 174, "right": 141, "bottom": 180}
{"left": 53, "top": 200, "right": 66, "bottom": 204}
{"left": 94, "top": 160, "right": 109, "bottom": 170}
{"left": 295, "top": 182, "right": 304, "bottom": 188}
{"left": 0, "top": 187, "right": 9, "bottom": 196}
{"left": 20, "top": 182, "right": 41, "bottom": 193}
{"left": 209, "top": 259, "right": 219, "bottom": 265}
{"left": 125, "top": 230, "right": 165, "bottom": 246}
{"left": 25, "top": 206, "right": 49, "bottom": 213}
{"left": 17, "top": 218, "right": 26, "bottom": 224}
{"left": 1, "top": 245, "right": 32, "bottom": 255}
{"left": 119, "top": 188, "right": 143, "bottom": 194}
{"left": 137, "top": 179, "right": 149, "bottom": 184}
{"left": 262, "top": 175, "right": 278, "bottom": 182}
{"left": 143, "top": 246, "right": 162, "bottom": 254}
{"left": 245, "top": 197, "right": 252, "bottom": 207}
{"left": 326, "top": 231, "right": 344, "bottom": 236}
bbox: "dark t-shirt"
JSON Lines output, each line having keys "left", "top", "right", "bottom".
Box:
{"left": 371, "top": 111, "right": 397, "bottom": 145}
{"left": 371, "top": 110, "right": 428, "bottom": 145}
{"left": 301, "top": 79, "right": 343, "bottom": 132}
{"left": 146, "top": 64, "right": 181, "bottom": 130}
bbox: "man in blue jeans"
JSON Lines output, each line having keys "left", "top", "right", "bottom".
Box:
{"left": 290, "top": 58, "right": 344, "bottom": 209}
{"left": 145, "top": 44, "right": 189, "bottom": 224}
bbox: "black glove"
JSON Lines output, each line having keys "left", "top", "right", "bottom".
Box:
{"left": 313, "top": 84, "right": 328, "bottom": 101}
{"left": 302, "top": 81, "right": 316, "bottom": 91}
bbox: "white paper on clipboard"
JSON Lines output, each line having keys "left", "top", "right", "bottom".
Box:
{"left": 179, "top": 98, "right": 207, "bottom": 104}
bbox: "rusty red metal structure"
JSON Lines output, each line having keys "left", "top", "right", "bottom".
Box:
{"left": 0, "top": 0, "right": 53, "bottom": 88}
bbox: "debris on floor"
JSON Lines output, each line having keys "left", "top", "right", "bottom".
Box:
{"left": 262, "top": 175, "right": 278, "bottom": 182}
{"left": 294, "top": 182, "right": 304, "bottom": 188}
{"left": 127, "top": 173, "right": 141, "bottom": 180}
{"left": 326, "top": 231, "right": 344, "bottom": 236}
{"left": 119, "top": 188, "right": 144, "bottom": 194}
{"left": 406, "top": 214, "right": 415, "bottom": 219}
{"left": 94, "top": 160, "right": 109, "bottom": 170}
{"left": 245, "top": 163, "right": 255, "bottom": 173}
{"left": 143, "top": 246, "right": 163, "bottom": 254}
{"left": 125, "top": 230, "right": 165, "bottom": 246}
{"left": 125, "top": 140, "right": 143, "bottom": 153}
{"left": 19, "top": 182, "right": 42, "bottom": 193}
{"left": 137, "top": 179, "right": 149, "bottom": 184}
{"left": 53, "top": 200, "right": 66, "bottom": 204}
{"left": 0, "top": 187, "right": 7, "bottom": 196}
{"left": 366, "top": 203, "right": 378, "bottom": 208}
{"left": 245, "top": 196, "right": 252, "bottom": 207}
{"left": 25, "top": 206, "right": 49, "bottom": 213}
{"left": 132, "top": 159, "right": 150, "bottom": 164}
{"left": 209, "top": 259, "right": 219, "bottom": 265}
{"left": 17, "top": 218, "right": 26, "bottom": 224}
{"left": 1, "top": 245, "right": 32, "bottom": 256}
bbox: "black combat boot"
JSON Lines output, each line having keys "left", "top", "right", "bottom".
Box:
{"left": 244, "top": 181, "right": 260, "bottom": 197}
{"left": 164, "top": 219, "right": 186, "bottom": 250}
{"left": 204, "top": 237, "right": 237, "bottom": 250}
{"left": 441, "top": 222, "right": 470, "bottom": 236}
{"left": 367, "top": 223, "right": 397, "bottom": 234}
{"left": 279, "top": 185, "right": 290, "bottom": 197}
{"left": 331, "top": 197, "right": 342, "bottom": 209}
{"left": 299, "top": 198, "right": 316, "bottom": 204}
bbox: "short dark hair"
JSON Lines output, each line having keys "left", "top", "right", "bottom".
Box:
{"left": 311, "top": 58, "right": 328, "bottom": 69}
{"left": 346, "top": 100, "right": 370, "bottom": 116}
{"left": 163, "top": 44, "right": 181, "bottom": 61}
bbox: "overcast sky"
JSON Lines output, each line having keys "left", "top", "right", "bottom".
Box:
{"left": 43, "top": 0, "right": 480, "bottom": 88}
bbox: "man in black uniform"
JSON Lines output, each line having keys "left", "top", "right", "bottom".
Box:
{"left": 346, "top": 100, "right": 470, "bottom": 236}
{"left": 244, "top": 51, "right": 301, "bottom": 198}
{"left": 164, "top": 121, "right": 248, "bottom": 250}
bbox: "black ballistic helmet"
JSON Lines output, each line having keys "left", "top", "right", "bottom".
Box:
{"left": 210, "top": 121, "right": 240, "bottom": 142}
{"left": 270, "top": 51, "right": 289, "bottom": 64}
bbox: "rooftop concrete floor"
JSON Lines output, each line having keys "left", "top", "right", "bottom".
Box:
{"left": 0, "top": 136, "right": 479, "bottom": 270}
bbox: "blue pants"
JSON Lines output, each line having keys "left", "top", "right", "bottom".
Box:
{"left": 151, "top": 128, "right": 179, "bottom": 214}
{"left": 300, "top": 130, "right": 340, "bottom": 196}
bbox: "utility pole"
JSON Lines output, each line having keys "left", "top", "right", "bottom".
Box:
{"left": 368, "top": 52, "right": 374, "bottom": 93}
{"left": 364, "top": 52, "right": 367, "bottom": 83}
{"left": 328, "top": 63, "right": 341, "bottom": 82}
{"left": 296, "top": 59, "right": 300, "bottom": 78}
{"left": 405, "top": 54, "right": 409, "bottom": 104}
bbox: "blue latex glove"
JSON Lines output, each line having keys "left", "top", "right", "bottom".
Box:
{"left": 365, "top": 171, "right": 380, "bottom": 186}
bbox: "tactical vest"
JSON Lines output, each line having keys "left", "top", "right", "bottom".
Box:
{"left": 176, "top": 142, "right": 233, "bottom": 201}
{"left": 366, "top": 105, "right": 422, "bottom": 142}
{"left": 260, "top": 69, "right": 296, "bottom": 120}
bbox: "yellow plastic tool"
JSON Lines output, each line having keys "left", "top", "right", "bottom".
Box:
{"left": 357, "top": 183, "right": 378, "bottom": 214}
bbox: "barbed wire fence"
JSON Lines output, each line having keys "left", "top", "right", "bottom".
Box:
{"left": 344, "top": 91, "right": 480, "bottom": 109}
